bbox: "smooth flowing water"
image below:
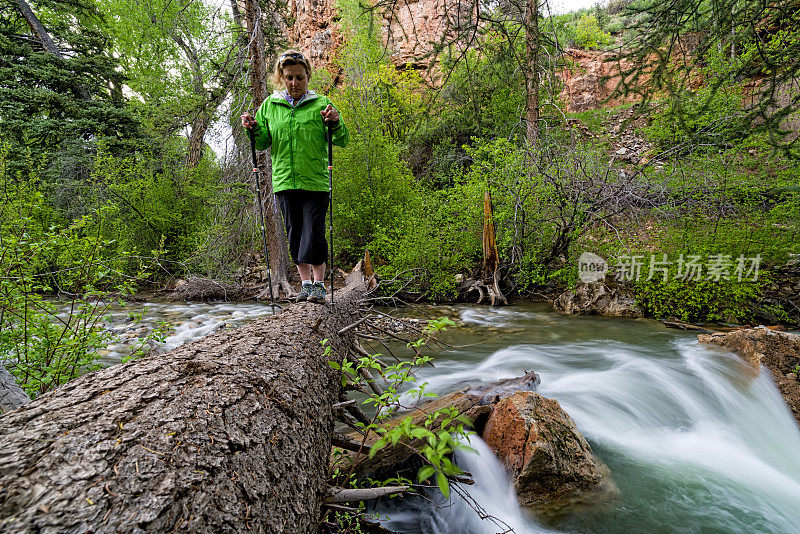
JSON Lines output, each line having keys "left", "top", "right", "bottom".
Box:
{"left": 373, "top": 304, "right": 800, "bottom": 534}
{"left": 87, "top": 300, "right": 800, "bottom": 532}
{"left": 61, "top": 301, "right": 276, "bottom": 364}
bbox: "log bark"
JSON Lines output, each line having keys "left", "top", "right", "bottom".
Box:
{"left": 0, "top": 278, "right": 367, "bottom": 533}
{"left": 0, "top": 364, "right": 30, "bottom": 414}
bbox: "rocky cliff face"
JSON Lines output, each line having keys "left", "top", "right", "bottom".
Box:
{"left": 288, "top": 3, "right": 634, "bottom": 111}
{"left": 383, "top": 0, "right": 449, "bottom": 70}
{"left": 287, "top": 0, "right": 341, "bottom": 80}
{"left": 288, "top": 0, "right": 458, "bottom": 74}
{"left": 558, "top": 49, "right": 637, "bottom": 112}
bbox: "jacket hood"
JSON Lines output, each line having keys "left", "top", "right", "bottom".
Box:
{"left": 270, "top": 90, "right": 318, "bottom": 106}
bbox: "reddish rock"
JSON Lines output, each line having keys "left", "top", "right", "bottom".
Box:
{"left": 557, "top": 49, "right": 638, "bottom": 112}
{"left": 381, "top": 0, "right": 468, "bottom": 70}
{"left": 287, "top": 0, "right": 345, "bottom": 82}
{"left": 287, "top": 0, "right": 462, "bottom": 75}
{"left": 483, "top": 391, "right": 618, "bottom": 515}
{"left": 699, "top": 326, "right": 800, "bottom": 425}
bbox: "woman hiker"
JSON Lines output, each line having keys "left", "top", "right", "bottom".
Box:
{"left": 241, "top": 49, "right": 349, "bottom": 303}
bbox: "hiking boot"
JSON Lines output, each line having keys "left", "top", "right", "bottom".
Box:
{"left": 306, "top": 282, "right": 327, "bottom": 303}
{"left": 296, "top": 283, "right": 313, "bottom": 302}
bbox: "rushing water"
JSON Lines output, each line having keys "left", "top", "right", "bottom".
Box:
{"left": 87, "top": 300, "right": 800, "bottom": 532}
{"left": 372, "top": 304, "right": 800, "bottom": 534}
{"left": 58, "top": 301, "right": 276, "bottom": 364}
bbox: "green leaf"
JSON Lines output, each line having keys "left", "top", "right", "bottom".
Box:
{"left": 369, "top": 438, "right": 388, "bottom": 459}
{"left": 409, "top": 427, "right": 432, "bottom": 440}
{"left": 417, "top": 465, "right": 436, "bottom": 483}
{"left": 437, "top": 472, "right": 450, "bottom": 499}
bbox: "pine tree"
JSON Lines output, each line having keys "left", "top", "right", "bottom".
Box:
{"left": 0, "top": 0, "right": 140, "bottom": 185}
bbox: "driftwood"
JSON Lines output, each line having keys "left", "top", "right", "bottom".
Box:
{"left": 338, "top": 372, "right": 541, "bottom": 483}
{"left": 0, "top": 272, "right": 368, "bottom": 533}
{"left": 457, "top": 276, "right": 508, "bottom": 306}
{"left": 169, "top": 276, "right": 242, "bottom": 301}
{"left": 660, "top": 318, "right": 717, "bottom": 335}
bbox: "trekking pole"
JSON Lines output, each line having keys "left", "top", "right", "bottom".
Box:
{"left": 248, "top": 129, "right": 276, "bottom": 312}
{"left": 326, "top": 120, "right": 334, "bottom": 305}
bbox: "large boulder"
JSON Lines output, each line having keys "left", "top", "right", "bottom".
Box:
{"left": 482, "top": 391, "right": 618, "bottom": 515}
{"left": 699, "top": 326, "right": 800, "bottom": 425}
{"left": 553, "top": 282, "right": 644, "bottom": 318}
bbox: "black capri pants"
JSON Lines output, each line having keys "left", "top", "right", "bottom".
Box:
{"left": 274, "top": 189, "right": 329, "bottom": 266}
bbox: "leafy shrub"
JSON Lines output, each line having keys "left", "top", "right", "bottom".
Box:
{"left": 0, "top": 150, "right": 167, "bottom": 398}
{"left": 606, "top": 16, "right": 625, "bottom": 34}
{"left": 607, "top": 0, "right": 635, "bottom": 15}
{"left": 634, "top": 277, "right": 762, "bottom": 322}
{"left": 377, "top": 185, "right": 482, "bottom": 298}
{"left": 87, "top": 141, "right": 218, "bottom": 270}
{"left": 572, "top": 14, "right": 613, "bottom": 49}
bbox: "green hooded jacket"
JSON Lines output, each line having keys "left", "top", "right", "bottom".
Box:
{"left": 252, "top": 90, "right": 349, "bottom": 193}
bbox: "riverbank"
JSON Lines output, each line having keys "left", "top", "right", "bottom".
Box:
{"left": 147, "top": 258, "right": 800, "bottom": 329}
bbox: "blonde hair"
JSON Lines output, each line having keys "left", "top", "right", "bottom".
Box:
{"left": 272, "top": 49, "right": 312, "bottom": 87}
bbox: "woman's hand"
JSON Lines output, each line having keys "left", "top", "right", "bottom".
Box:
{"left": 320, "top": 105, "right": 339, "bottom": 124}
{"left": 241, "top": 112, "right": 257, "bottom": 130}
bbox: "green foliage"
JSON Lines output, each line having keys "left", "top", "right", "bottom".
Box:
{"left": 548, "top": 9, "right": 613, "bottom": 50}
{"left": 376, "top": 184, "right": 482, "bottom": 298}
{"left": 330, "top": 0, "right": 426, "bottom": 266}
{"left": 97, "top": 0, "right": 239, "bottom": 143}
{"left": 649, "top": 146, "right": 800, "bottom": 266}
{"left": 331, "top": 82, "right": 421, "bottom": 265}
{"left": 605, "top": 16, "right": 625, "bottom": 35}
{"left": 634, "top": 277, "right": 762, "bottom": 322}
{"left": 87, "top": 142, "right": 219, "bottom": 267}
{"left": 0, "top": 0, "right": 141, "bottom": 182}
{"left": 620, "top": 0, "right": 800, "bottom": 151}
{"left": 326, "top": 317, "right": 474, "bottom": 503}
{"left": 0, "top": 148, "right": 172, "bottom": 397}
{"left": 571, "top": 14, "right": 613, "bottom": 49}
{"left": 644, "top": 54, "right": 747, "bottom": 151}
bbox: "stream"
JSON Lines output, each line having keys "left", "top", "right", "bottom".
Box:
{"left": 90, "top": 301, "right": 800, "bottom": 533}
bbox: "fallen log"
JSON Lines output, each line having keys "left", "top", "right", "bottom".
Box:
{"left": 0, "top": 364, "right": 30, "bottom": 414}
{"left": 341, "top": 372, "right": 618, "bottom": 518}
{"left": 0, "top": 274, "right": 367, "bottom": 533}
{"left": 325, "top": 485, "right": 408, "bottom": 504}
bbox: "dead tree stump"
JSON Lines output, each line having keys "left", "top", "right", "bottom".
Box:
{"left": 0, "top": 280, "right": 366, "bottom": 533}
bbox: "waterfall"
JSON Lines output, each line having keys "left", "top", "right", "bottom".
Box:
{"left": 379, "top": 307, "right": 800, "bottom": 533}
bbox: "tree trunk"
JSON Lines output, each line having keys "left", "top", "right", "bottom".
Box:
{"left": 14, "top": 0, "right": 91, "bottom": 101}
{"left": 482, "top": 190, "right": 499, "bottom": 280}
{"left": 14, "top": 0, "right": 63, "bottom": 58}
{"left": 244, "top": 0, "right": 293, "bottom": 298}
{"left": 525, "top": 0, "right": 540, "bottom": 147}
{"left": 0, "top": 280, "right": 367, "bottom": 533}
{"left": 0, "top": 364, "right": 29, "bottom": 415}
{"left": 185, "top": 112, "right": 212, "bottom": 168}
